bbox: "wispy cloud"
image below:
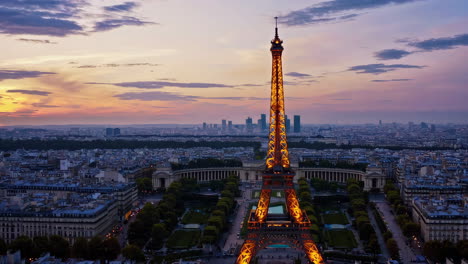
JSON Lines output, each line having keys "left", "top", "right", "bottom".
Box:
{"left": 76, "top": 63, "right": 158, "bottom": 68}
{"left": 103, "top": 2, "right": 139, "bottom": 12}
{"left": 93, "top": 17, "right": 155, "bottom": 32}
{"left": 408, "top": 33, "right": 468, "bottom": 51}
{"left": 374, "top": 49, "right": 412, "bottom": 60}
{"left": 0, "top": 70, "right": 55, "bottom": 81}
{"left": 280, "top": 0, "right": 423, "bottom": 26}
{"left": 7, "top": 89, "right": 51, "bottom": 96}
{"left": 285, "top": 72, "right": 314, "bottom": 78}
{"left": 31, "top": 103, "right": 59, "bottom": 108}
{"left": 90, "top": 81, "right": 236, "bottom": 89}
{"left": 114, "top": 91, "right": 199, "bottom": 101}
{"left": 371, "top": 79, "right": 413, "bottom": 82}
{"left": 17, "top": 38, "right": 57, "bottom": 44}
{"left": 374, "top": 33, "right": 468, "bottom": 60}
{"left": 348, "top": 63, "right": 425, "bottom": 75}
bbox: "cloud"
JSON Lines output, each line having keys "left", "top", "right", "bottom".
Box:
{"left": 0, "top": 0, "right": 155, "bottom": 36}
{"left": 104, "top": 2, "right": 139, "bottom": 12}
{"left": 114, "top": 91, "right": 199, "bottom": 101}
{"left": 348, "top": 63, "right": 425, "bottom": 74}
{"left": 374, "top": 33, "right": 468, "bottom": 60}
{"left": 6, "top": 89, "right": 51, "bottom": 96}
{"left": 408, "top": 33, "right": 468, "bottom": 51}
{"left": 280, "top": 0, "right": 423, "bottom": 26}
{"left": 285, "top": 72, "right": 314, "bottom": 78}
{"left": 0, "top": 0, "right": 84, "bottom": 36}
{"left": 374, "top": 49, "right": 412, "bottom": 60}
{"left": 0, "top": 70, "right": 55, "bottom": 81}
{"left": 31, "top": 103, "right": 59, "bottom": 108}
{"left": 93, "top": 17, "right": 155, "bottom": 32}
{"left": 90, "top": 81, "right": 235, "bottom": 89}
{"left": 17, "top": 38, "right": 57, "bottom": 44}
{"left": 371, "top": 79, "right": 413, "bottom": 82}
{"left": 76, "top": 63, "right": 158, "bottom": 68}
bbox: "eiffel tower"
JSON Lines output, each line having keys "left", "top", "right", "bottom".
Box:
{"left": 235, "top": 18, "right": 324, "bottom": 264}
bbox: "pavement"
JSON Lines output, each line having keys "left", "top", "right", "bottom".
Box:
{"left": 375, "top": 201, "right": 416, "bottom": 263}
{"left": 222, "top": 184, "right": 252, "bottom": 253}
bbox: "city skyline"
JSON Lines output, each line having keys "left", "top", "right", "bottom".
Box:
{"left": 1, "top": 0, "right": 468, "bottom": 126}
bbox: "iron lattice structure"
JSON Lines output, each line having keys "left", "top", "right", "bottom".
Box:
{"left": 235, "top": 19, "right": 324, "bottom": 264}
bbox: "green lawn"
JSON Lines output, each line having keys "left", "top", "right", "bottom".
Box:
{"left": 182, "top": 210, "right": 209, "bottom": 224}
{"left": 252, "top": 190, "right": 284, "bottom": 198}
{"left": 322, "top": 212, "right": 349, "bottom": 225}
{"left": 326, "top": 229, "right": 357, "bottom": 249}
{"left": 166, "top": 230, "right": 201, "bottom": 249}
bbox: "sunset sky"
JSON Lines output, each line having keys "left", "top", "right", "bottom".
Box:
{"left": 1, "top": 0, "right": 467, "bottom": 126}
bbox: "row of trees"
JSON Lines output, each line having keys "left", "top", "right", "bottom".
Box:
{"left": 201, "top": 175, "right": 240, "bottom": 244}
{"left": 297, "top": 178, "right": 321, "bottom": 240}
{"left": 299, "top": 160, "right": 368, "bottom": 172}
{"left": 423, "top": 240, "right": 468, "bottom": 263}
{"left": 309, "top": 178, "right": 341, "bottom": 192}
{"left": 369, "top": 202, "right": 399, "bottom": 261}
{"left": 0, "top": 235, "right": 142, "bottom": 263}
{"left": 0, "top": 139, "right": 260, "bottom": 151}
{"left": 128, "top": 181, "right": 186, "bottom": 249}
{"left": 383, "top": 182, "right": 421, "bottom": 238}
{"left": 346, "top": 180, "right": 381, "bottom": 256}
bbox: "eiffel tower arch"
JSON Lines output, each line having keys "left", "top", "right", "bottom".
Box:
{"left": 235, "top": 18, "right": 324, "bottom": 264}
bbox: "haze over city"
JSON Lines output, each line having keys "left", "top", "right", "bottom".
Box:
{"left": 1, "top": 0, "right": 468, "bottom": 126}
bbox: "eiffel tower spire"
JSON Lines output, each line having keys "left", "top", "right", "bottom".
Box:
{"left": 235, "top": 19, "right": 324, "bottom": 264}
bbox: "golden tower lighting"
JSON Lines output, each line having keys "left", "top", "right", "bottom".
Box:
{"left": 235, "top": 18, "right": 324, "bottom": 264}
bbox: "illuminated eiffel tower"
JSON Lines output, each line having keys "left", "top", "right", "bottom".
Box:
{"left": 235, "top": 18, "right": 324, "bottom": 264}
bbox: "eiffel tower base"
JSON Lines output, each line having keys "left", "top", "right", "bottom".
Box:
{"left": 235, "top": 226, "right": 324, "bottom": 264}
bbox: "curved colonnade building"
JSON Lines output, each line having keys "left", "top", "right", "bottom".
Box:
{"left": 152, "top": 162, "right": 386, "bottom": 191}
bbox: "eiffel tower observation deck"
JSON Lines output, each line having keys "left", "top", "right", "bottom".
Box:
{"left": 235, "top": 18, "right": 324, "bottom": 264}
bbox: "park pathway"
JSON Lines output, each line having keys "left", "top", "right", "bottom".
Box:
{"left": 375, "top": 201, "right": 416, "bottom": 263}
{"left": 367, "top": 206, "right": 390, "bottom": 259}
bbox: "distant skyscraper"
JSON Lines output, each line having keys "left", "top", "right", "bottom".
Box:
{"left": 105, "top": 128, "right": 113, "bottom": 137}
{"left": 203, "top": 122, "right": 207, "bottom": 130}
{"left": 228, "top": 121, "right": 232, "bottom": 130}
{"left": 113, "top": 128, "right": 120, "bottom": 136}
{"left": 260, "top": 114, "right": 267, "bottom": 131}
{"left": 222, "top": 119, "right": 227, "bottom": 130}
{"left": 285, "top": 115, "right": 291, "bottom": 133}
{"left": 379, "top": 120, "right": 382, "bottom": 126}
{"left": 293, "top": 115, "right": 301, "bottom": 133}
{"left": 430, "top": 124, "right": 436, "bottom": 133}
{"left": 246, "top": 117, "right": 253, "bottom": 132}
{"left": 421, "top": 122, "right": 428, "bottom": 129}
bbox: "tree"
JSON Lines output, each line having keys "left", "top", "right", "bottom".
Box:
{"left": 347, "top": 184, "right": 360, "bottom": 194}
{"left": 383, "top": 231, "right": 393, "bottom": 241}
{"left": 423, "top": 240, "right": 444, "bottom": 263}
{"left": 136, "top": 177, "right": 153, "bottom": 193}
{"left": 128, "top": 219, "right": 147, "bottom": 247}
{"left": 122, "top": 245, "right": 145, "bottom": 263}
{"left": 48, "top": 235, "right": 70, "bottom": 259}
{"left": 32, "top": 236, "right": 50, "bottom": 258}
{"left": 0, "top": 238, "right": 7, "bottom": 255}
{"left": 402, "top": 222, "right": 420, "bottom": 237}
{"left": 151, "top": 223, "right": 167, "bottom": 249}
{"left": 386, "top": 191, "right": 400, "bottom": 204}
{"left": 359, "top": 223, "right": 374, "bottom": 241}
{"left": 88, "top": 236, "right": 104, "bottom": 260}
{"left": 386, "top": 238, "right": 399, "bottom": 260}
{"left": 9, "top": 236, "right": 33, "bottom": 259}
{"left": 368, "top": 235, "right": 380, "bottom": 256}
{"left": 102, "top": 238, "right": 121, "bottom": 262}
{"left": 72, "top": 237, "right": 89, "bottom": 259}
